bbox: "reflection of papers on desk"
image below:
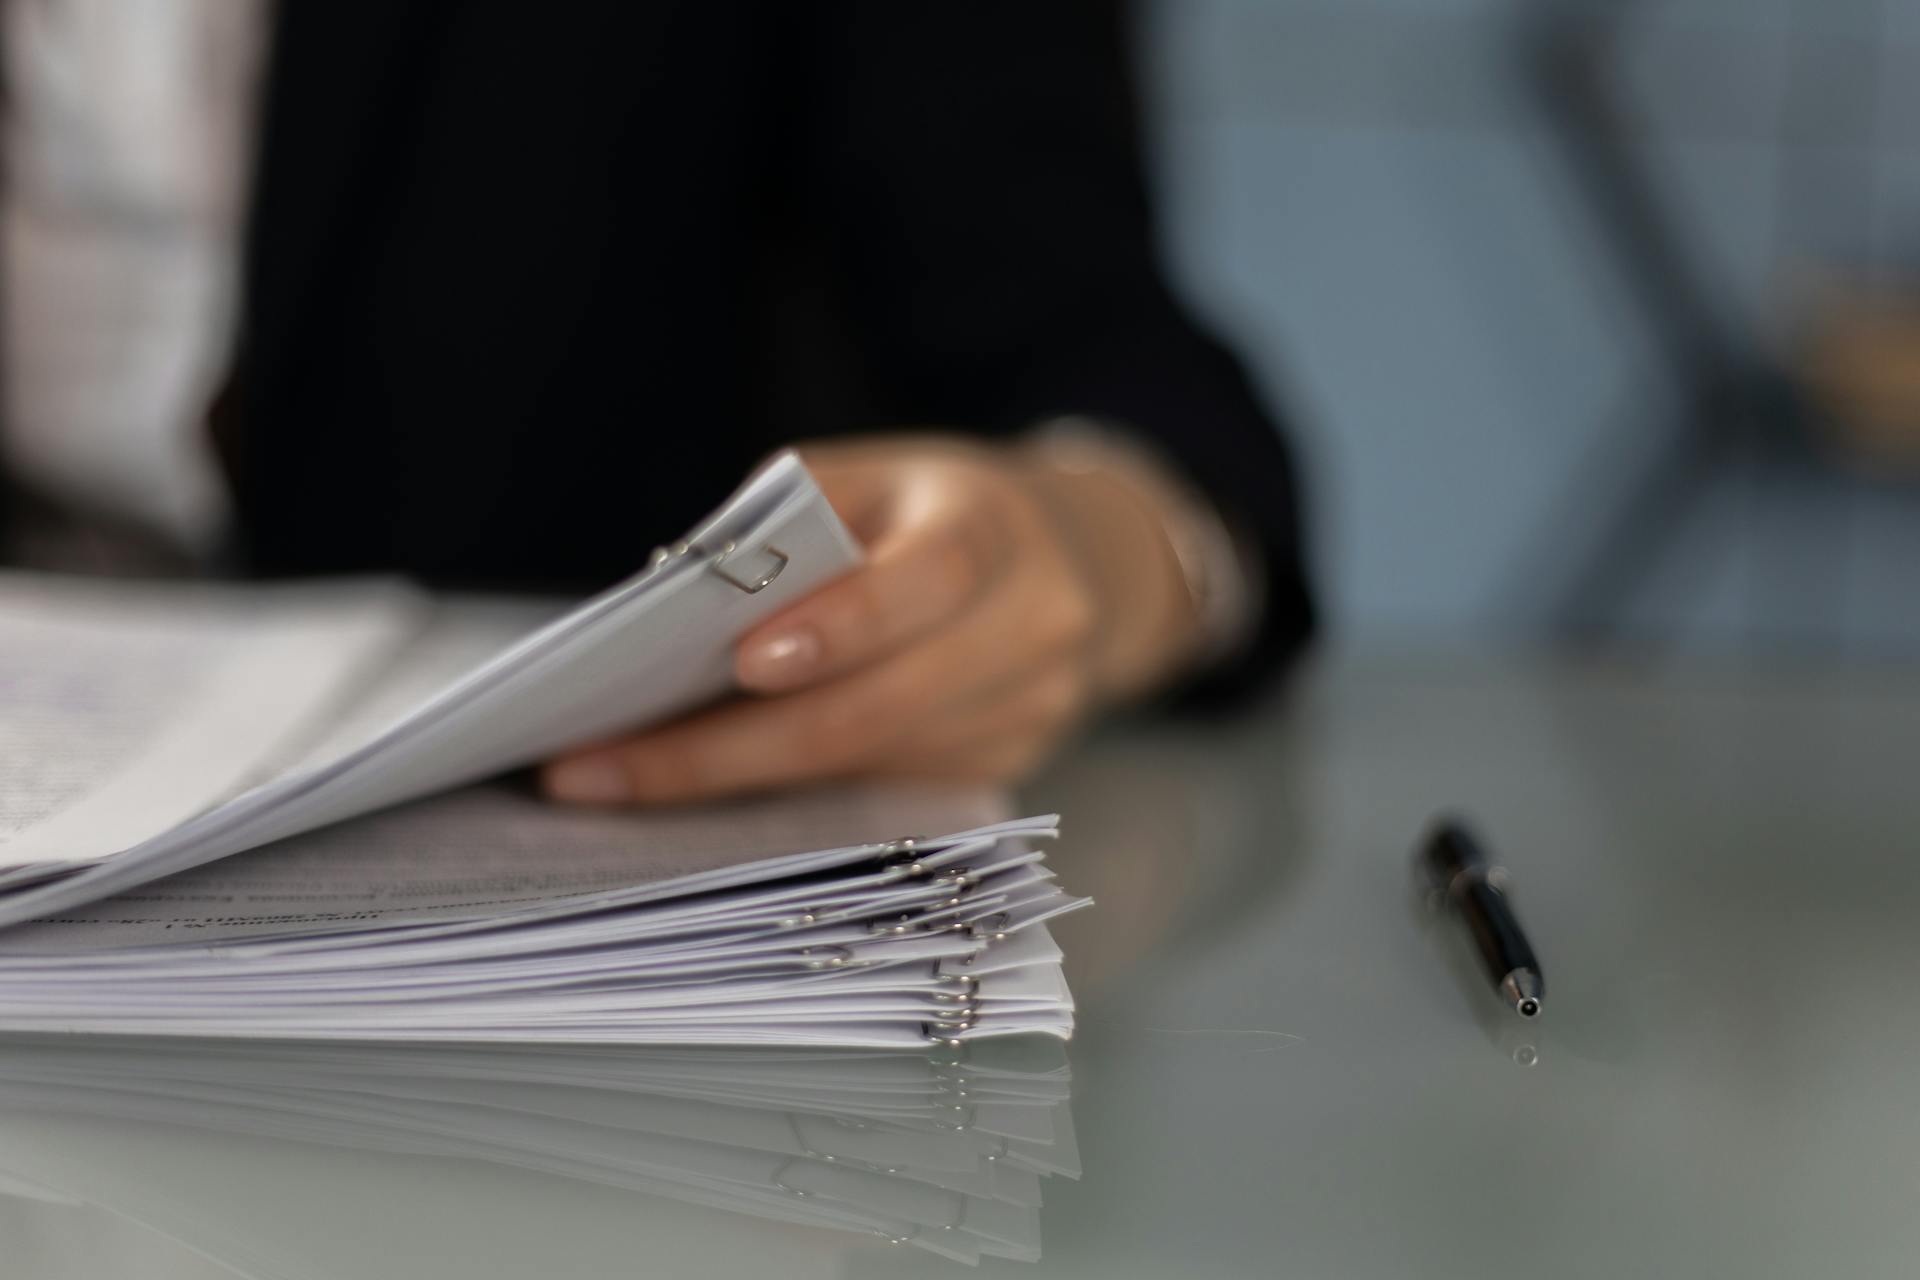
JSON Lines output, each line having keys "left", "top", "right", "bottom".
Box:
{"left": 0, "top": 451, "right": 1087, "bottom": 1046}
{"left": 0, "top": 1036, "right": 1078, "bottom": 1266}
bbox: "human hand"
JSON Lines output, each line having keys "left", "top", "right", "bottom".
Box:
{"left": 541, "top": 435, "right": 1204, "bottom": 805}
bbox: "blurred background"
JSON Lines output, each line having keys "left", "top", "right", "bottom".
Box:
{"left": 1141, "top": 0, "right": 1920, "bottom": 655}
{"left": 13, "top": 0, "right": 1920, "bottom": 661}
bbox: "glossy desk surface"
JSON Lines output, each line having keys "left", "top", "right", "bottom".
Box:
{"left": 5, "top": 655, "right": 1919, "bottom": 1278}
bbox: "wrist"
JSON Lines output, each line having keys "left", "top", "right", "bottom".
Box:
{"left": 1012, "top": 429, "right": 1214, "bottom": 702}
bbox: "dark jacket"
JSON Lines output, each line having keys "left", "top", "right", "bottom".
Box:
{"left": 170, "top": 2, "right": 1315, "bottom": 696}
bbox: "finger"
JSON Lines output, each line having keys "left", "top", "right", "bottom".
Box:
{"left": 548, "top": 609, "right": 986, "bottom": 806}
{"left": 796, "top": 440, "right": 986, "bottom": 543}
{"left": 794, "top": 445, "right": 909, "bottom": 543}
{"left": 880, "top": 662, "right": 1089, "bottom": 763}
{"left": 542, "top": 689, "right": 875, "bottom": 806}
{"left": 547, "top": 557, "right": 1078, "bottom": 805}
{"left": 734, "top": 504, "right": 1007, "bottom": 693}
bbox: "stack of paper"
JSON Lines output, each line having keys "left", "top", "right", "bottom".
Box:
{"left": 0, "top": 1036, "right": 1078, "bottom": 1263}
{"left": 0, "top": 453, "right": 1087, "bottom": 1046}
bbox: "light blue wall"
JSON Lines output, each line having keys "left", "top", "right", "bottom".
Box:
{"left": 1142, "top": 0, "right": 1920, "bottom": 653}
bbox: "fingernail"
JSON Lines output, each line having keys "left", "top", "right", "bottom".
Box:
{"left": 545, "top": 756, "right": 632, "bottom": 804}
{"left": 738, "top": 627, "right": 822, "bottom": 689}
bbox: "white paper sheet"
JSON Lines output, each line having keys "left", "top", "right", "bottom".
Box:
{"left": 0, "top": 575, "right": 419, "bottom": 870}
{"left": 0, "top": 451, "right": 862, "bottom": 924}
{"left": 0, "top": 781, "right": 1009, "bottom": 948}
{"left": 0, "top": 454, "right": 1088, "bottom": 1053}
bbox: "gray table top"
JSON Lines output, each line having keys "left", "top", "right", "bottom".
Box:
{"left": 4, "top": 654, "right": 1917, "bottom": 1278}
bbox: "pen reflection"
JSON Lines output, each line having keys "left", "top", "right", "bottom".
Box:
{"left": 0, "top": 1034, "right": 1077, "bottom": 1273}
{"left": 1500, "top": 1024, "right": 1543, "bottom": 1069}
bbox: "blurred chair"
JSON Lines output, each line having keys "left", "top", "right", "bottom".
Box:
{"left": 1519, "top": 0, "right": 1914, "bottom": 647}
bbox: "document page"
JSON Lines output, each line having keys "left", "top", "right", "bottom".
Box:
{"left": 285, "top": 597, "right": 567, "bottom": 773}
{"left": 1, "top": 781, "right": 1010, "bottom": 948}
{"left": 0, "top": 575, "right": 420, "bottom": 871}
{"left": 0, "top": 452, "right": 863, "bottom": 927}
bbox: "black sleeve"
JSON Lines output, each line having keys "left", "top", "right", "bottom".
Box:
{"left": 796, "top": 0, "right": 1316, "bottom": 704}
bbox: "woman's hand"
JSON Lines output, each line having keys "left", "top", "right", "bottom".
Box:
{"left": 541, "top": 435, "right": 1205, "bottom": 805}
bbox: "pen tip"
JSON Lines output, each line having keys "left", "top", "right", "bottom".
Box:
{"left": 1501, "top": 969, "right": 1543, "bottom": 1019}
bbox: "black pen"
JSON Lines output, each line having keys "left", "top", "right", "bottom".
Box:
{"left": 1419, "top": 819, "right": 1543, "bottom": 1018}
